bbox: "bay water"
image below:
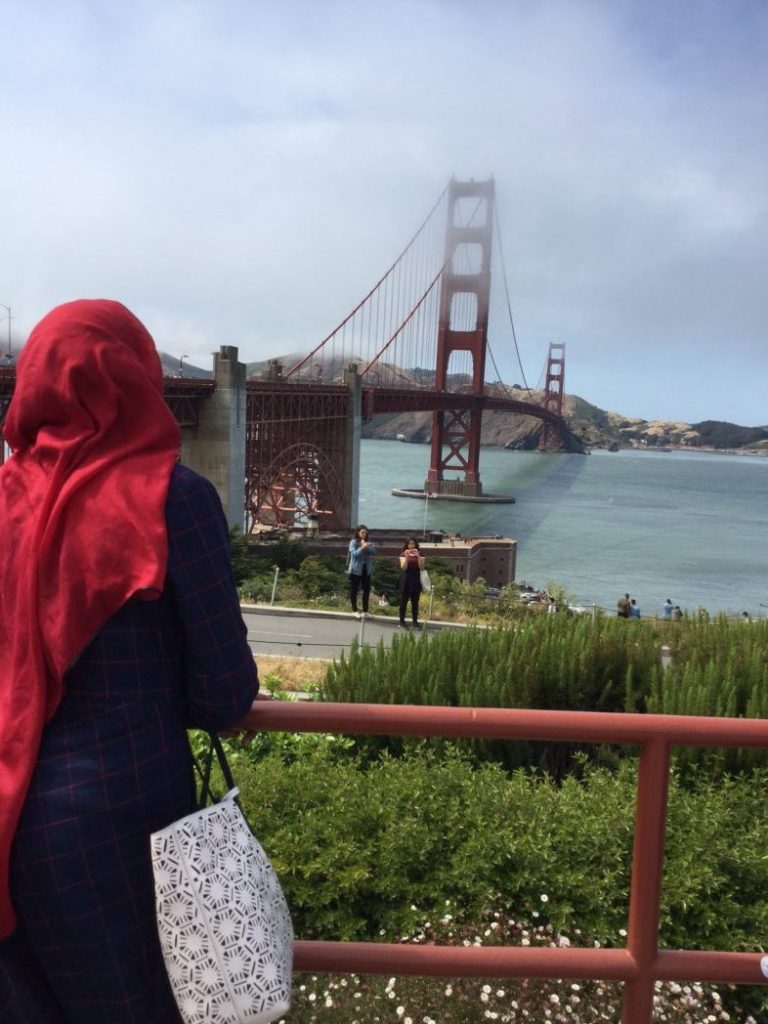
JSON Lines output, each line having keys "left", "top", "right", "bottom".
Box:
{"left": 357, "top": 440, "right": 768, "bottom": 618}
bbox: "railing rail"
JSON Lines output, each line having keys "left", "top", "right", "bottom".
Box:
{"left": 244, "top": 700, "right": 768, "bottom": 1024}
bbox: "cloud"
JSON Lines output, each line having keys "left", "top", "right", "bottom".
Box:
{"left": 1, "top": 0, "right": 766, "bottom": 423}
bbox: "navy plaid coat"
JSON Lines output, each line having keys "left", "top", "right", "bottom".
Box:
{"left": 0, "top": 465, "right": 259, "bottom": 1023}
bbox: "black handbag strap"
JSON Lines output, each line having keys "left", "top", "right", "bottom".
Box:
{"left": 189, "top": 732, "right": 244, "bottom": 814}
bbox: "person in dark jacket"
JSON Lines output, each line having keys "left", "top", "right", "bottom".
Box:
{"left": 397, "top": 536, "right": 426, "bottom": 628}
{"left": 0, "top": 300, "right": 259, "bottom": 1024}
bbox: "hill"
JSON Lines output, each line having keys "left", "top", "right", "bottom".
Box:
{"left": 160, "top": 352, "right": 766, "bottom": 453}
{"left": 159, "top": 352, "right": 212, "bottom": 379}
{"left": 362, "top": 390, "right": 768, "bottom": 453}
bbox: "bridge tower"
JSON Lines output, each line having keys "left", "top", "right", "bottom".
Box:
{"left": 425, "top": 178, "right": 494, "bottom": 497}
{"left": 538, "top": 342, "right": 565, "bottom": 451}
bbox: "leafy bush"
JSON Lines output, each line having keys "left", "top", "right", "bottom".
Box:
{"left": 230, "top": 746, "right": 768, "bottom": 957}
{"left": 296, "top": 555, "right": 345, "bottom": 598}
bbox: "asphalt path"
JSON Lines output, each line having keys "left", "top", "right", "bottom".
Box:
{"left": 241, "top": 605, "right": 452, "bottom": 659}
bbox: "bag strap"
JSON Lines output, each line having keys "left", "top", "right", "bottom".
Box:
{"left": 189, "top": 732, "right": 242, "bottom": 811}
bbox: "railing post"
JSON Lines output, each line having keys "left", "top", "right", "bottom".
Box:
{"left": 622, "top": 737, "right": 671, "bottom": 1023}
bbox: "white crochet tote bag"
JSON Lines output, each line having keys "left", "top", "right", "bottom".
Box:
{"left": 151, "top": 736, "right": 293, "bottom": 1024}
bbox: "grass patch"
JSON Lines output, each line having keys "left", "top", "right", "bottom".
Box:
{"left": 257, "top": 654, "right": 331, "bottom": 692}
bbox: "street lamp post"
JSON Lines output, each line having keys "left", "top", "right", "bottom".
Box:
{"left": 179, "top": 353, "right": 188, "bottom": 378}
{"left": 0, "top": 304, "right": 12, "bottom": 362}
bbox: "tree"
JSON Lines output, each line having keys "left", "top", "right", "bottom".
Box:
{"left": 229, "top": 526, "right": 256, "bottom": 584}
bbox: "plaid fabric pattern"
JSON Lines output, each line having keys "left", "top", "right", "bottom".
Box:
{"left": 0, "top": 465, "right": 259, "bottom": 1023}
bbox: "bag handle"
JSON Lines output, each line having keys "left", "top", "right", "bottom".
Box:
{"left": 189, "top": 732, "right": 241, "bottom": 810}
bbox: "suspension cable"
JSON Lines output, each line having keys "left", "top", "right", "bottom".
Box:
{"left": 493, "top": 202, "right": 534, "bottom": 399}
{"left": 361, "top": 195, "right": 486, "bottom": 377}
{"left": 286, "top": 184, "right": 450, "bottom": 378}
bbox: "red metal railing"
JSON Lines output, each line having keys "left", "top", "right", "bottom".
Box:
{"left": 244, "top": 701, "right": 768, "bottom": 1024}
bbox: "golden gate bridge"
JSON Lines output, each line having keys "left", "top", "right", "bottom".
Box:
{"left": 0, "top": 179, "right": 570, "bottom": 532}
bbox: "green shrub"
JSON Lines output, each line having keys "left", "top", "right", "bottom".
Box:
{"left": 229, "top": 746, "right": 768, "bottom": 956}
{"left": 296, "top": 555, "right": 345, "bottom": 598}
{"left": 647, "top": 615, "right": 768, "bottom": 775}
{"left": 318, "top": 620, "right": 662, "bottom": 775}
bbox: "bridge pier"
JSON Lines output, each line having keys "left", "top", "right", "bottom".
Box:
{"left": 180, "top": 345, "right": 246, "bottom": 529}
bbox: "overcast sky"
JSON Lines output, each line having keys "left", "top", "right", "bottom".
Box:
{"left": 1, "top": 0, "right": 766, "bottom": 425}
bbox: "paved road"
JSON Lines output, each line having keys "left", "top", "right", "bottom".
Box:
{"left": 241, "top": 605, "right": 449, "bottom": 659}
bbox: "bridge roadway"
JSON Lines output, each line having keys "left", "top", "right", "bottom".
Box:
{"left": 159, "top": 376, "right": 562, "bottom": 429}
{"left": 241, "top": 604, "right": 457, "bottom": 660}
{"left": 3, "top": 372, "right": 563, "bottom": 434}
{"left": 362, "top": 382, "right": 561, "bottom": 425}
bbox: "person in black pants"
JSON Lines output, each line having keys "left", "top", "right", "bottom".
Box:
{"left": 347, "top": 525, "right": 375, "bottom": 616}
{"left": 397, "top": 536, "right": 425, "bottom": 628}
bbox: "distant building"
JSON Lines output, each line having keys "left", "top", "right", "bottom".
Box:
{"left": 249, "top": 528, "right": 517, "bottom": 587}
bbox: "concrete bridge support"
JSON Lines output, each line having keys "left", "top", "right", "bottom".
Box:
{"left": 180, "top": 345, "right": 246, "bottom": 529}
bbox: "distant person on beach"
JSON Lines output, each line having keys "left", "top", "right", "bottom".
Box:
{"left": 547, "top": 596, "right": 557, "bottom": 615}
{"left": 661, "top": 598, "right": 674, "bottom": 619}
{"left": 673, "top": 605, "right": 683, "bottom": 622}
{"left": 347, "top": 524, "right": 376, "bottom": 616}
{"left": 629, "top": 599, "right": 641, "bottom": 619}
{"left": 617, "top": 593, "right": 631, "bottom": 618}
{"left": 398, "top": 536, "right": 425, "bottom": 629}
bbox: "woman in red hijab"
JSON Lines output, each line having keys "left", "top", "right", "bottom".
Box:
{"left": 0, "top": 300, "right": 259, "bottom": 1022}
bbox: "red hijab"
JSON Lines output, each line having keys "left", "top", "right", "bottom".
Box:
{"left": 0, "top": 299, "right": 181, "bottom": 937}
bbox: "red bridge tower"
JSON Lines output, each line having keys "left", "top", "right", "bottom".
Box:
{"left": 425, "top": 178, "right": 494, "bottom": 498}
{"left": 538, "top": 342, "right": 565, "bottom": 451}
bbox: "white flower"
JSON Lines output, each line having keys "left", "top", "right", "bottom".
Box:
{"left": 540, "top": 893, "right": 549, "bottom": 903}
